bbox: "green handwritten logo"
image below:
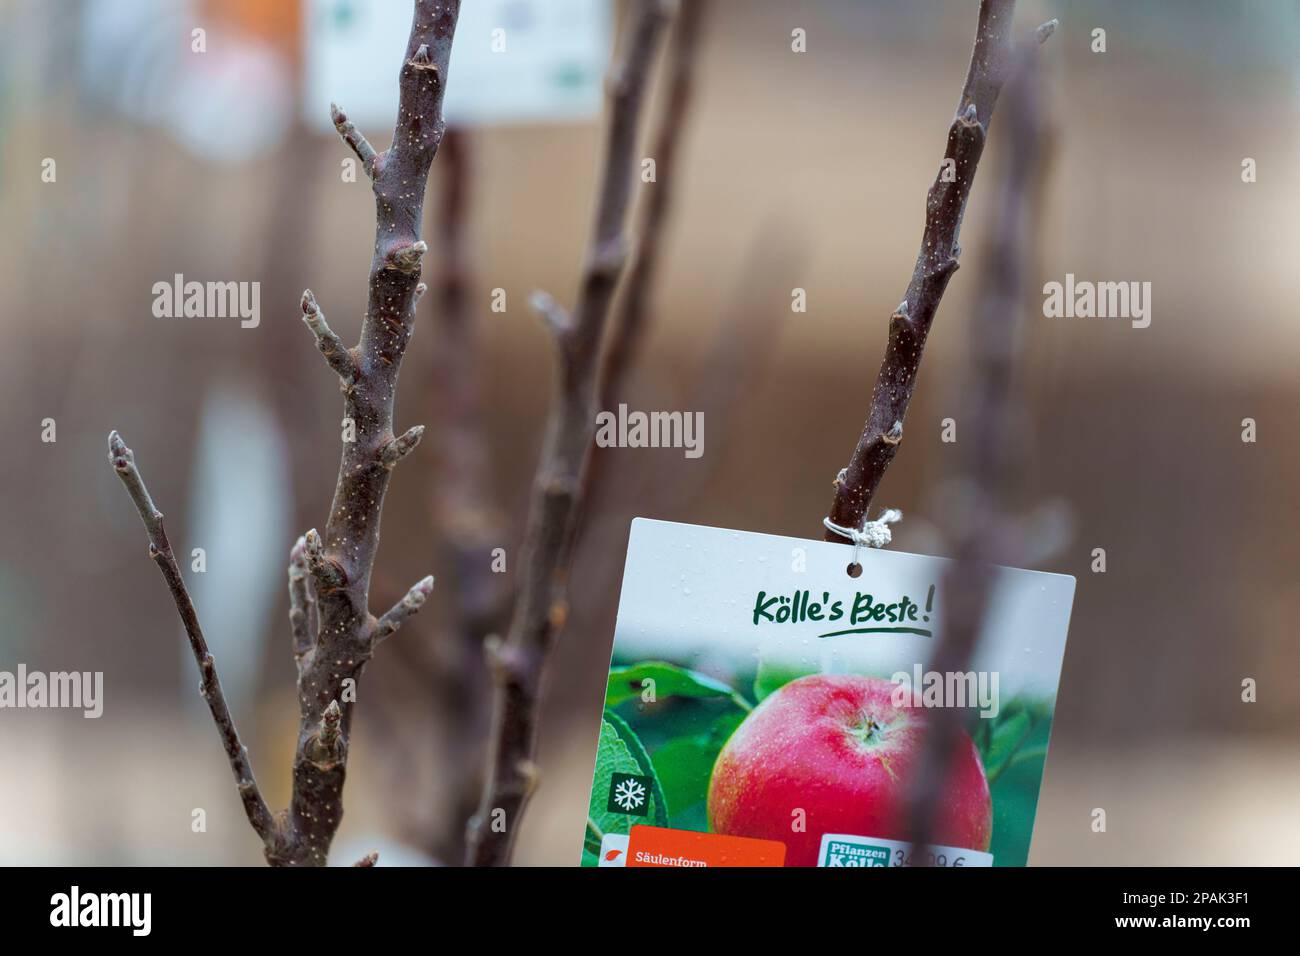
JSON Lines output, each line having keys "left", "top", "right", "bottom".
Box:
{"left": 751, "top": 585, "right": 936, "bottom": 638}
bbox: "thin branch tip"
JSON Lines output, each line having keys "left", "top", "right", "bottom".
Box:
{"left": 529, "top": 289, "right": 573, "bottom": 339}
{"left": 105, "top": 428, "right": 276, "bottom": 852}
{"left": 380, "top": 425, "right": 425, "bottom": 469}
{"left": 374, "top": 573, "right": 436, "bottom": 643}
{"left": 468, "top": 0, "right": 671, "bottom": 867}
{"left": 299, "top": 289, "right": 357, "bottom": 379}
{"left": 331, "top": 101, "right": 378, "bottom": 174}
{"left": 107, "top": 430, "right": 130, "bottom": 468}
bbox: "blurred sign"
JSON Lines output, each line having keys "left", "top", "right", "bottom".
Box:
{"left": 80, "top": 0, "right": 294, "bottom": 163}
{"left": 303, "top": 0, "right": 611, "bottom": 130}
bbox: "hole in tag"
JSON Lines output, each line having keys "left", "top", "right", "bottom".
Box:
{"left": 846, "top": 562, "right": 862, "bottom": 578}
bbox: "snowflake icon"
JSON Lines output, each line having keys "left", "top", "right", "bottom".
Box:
{"left": 614, "top": 777, "right": 646, "bottom": 811}
{"left": 606, "top": 772, "right": 651, "bottom": 816}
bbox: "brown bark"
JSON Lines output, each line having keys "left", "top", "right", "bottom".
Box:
{"left": 464, "top": 0, "right": 672, "bottom": 867}
{"left": 825, "top": 0, "right": 1046, "bottom": 541}
{"left": 107, "top": 0, "right": 462, "bottom": 867}
{"left": 903, "top": 29, "right": 1054, "bottom": 855}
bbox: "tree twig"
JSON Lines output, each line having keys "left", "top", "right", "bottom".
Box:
{"left": 272, "top": 0, "right": 458, "bottom": 867}
{"left": 427, "top": 128, "right": 512, "bottom": 641}
{"left": 106, "top": 432, "right": 278, "bottom": 849}
{"left": 464, "top": 0, "right": 672, "bottom": 867}
{"left": 597, "top": 0, "right": 711, "bottom": 415}
{"left": 107, "top": 0, "right": 460, "bottom": 866}
{"left": 904, "top": 29, "right": 1053, "bottom": 857}
{"left": 577, "top": 225, "right": 805, "bottom": 624}
{"left": 375, "top": 574, "right": 436, "bottom": 644}
{"left": 824, "top": 0, "right": 1045, "bottom": 541}
{"left": 420, "top": 125, "right": 514, "bottom": 861}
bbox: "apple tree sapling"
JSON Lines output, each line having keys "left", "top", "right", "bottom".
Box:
{"left": 106, "top": 0, "right": 462, "bottom": 867}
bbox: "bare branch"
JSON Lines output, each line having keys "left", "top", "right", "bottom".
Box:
{"left": 375, "top": 574, "right": 436, "bottom": 644}
{"left": 420, "top": 127, "right": 513, "bottom": 862}
{"left": 905, "top": 37, "right": 1051, "bottom": 858}
{"left": 426, "top": 133, "right": 510, "bottom": 634}
{"left": 598, "top": 0, "right": 711, "bottom": 411}
{"left": 273, "top": 0, "right": 461, "bottom": 867}
{"left": 465, "top": 0, "right": 672, "bottom": 868}
{"left": 300, "top": 289, "right": 358, "bottom": 381}
{"left": 825, "top": 0, "right": 1051, "bottom": 540}
{"left": 108, "top": 0, "right": 461, "bottom": 869}
{"left": 106, "top": 431, "right": 279, "bottom": 851}
{"left": 330, "top": 102, "right": 378, "bottom": 177}
{"left": 581, "top": 0, "right": 711, "bottom": 511}
{"left": 578, "top": 226, "right": 806, "bottom": 628}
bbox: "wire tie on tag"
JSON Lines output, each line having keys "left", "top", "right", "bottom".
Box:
{"left": 823, "top": 508, "right": 903, "bottom": 568}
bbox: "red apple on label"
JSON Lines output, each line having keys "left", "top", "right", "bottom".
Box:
{"left": 707, "top": 674, "right": 992, "bottom": 867}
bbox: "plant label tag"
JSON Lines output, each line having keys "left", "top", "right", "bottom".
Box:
{"left": 581, "top": 518, "right": 1076, "bottom": 868}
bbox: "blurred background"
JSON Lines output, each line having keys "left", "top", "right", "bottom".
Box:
{"left": 1, "top": 0, "right": 1298, "bottom": 865}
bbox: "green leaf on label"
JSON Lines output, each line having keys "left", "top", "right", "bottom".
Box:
{"left": 584, "top": 818, "right": 604, "bottom": 856}
{"left": 985, "top": 711, "right": 1032, "bottom": 770}
{"left": 752, "top": 656, "right": 818, "bottom": 702}
{"left": 589, "top": 717, "right": 650, "bottom": 841}
{"left": 651, "top": 710, "right": 745, "bottom": 820}
{"left": 986, "top": 717, "right": 1053, "bottom": 867}
{"left": 980, "top": 694, "right": 1055, "bottom": 785}
{"left": 607, "top": 661, "right": 739, "bottom": 708}
{"left": 604, "top": 708, "right": 669, "bottom": 828}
